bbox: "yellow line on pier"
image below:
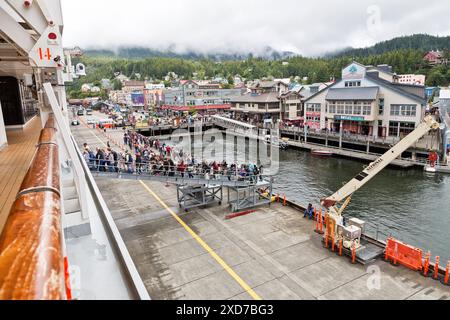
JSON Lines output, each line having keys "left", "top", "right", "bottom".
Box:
{"left": 138, "top": 180, "right": 262, "bottom": 300}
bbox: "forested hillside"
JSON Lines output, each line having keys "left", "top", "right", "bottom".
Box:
{"left": 68, "top": 35, "right": 450, "bottom": 99}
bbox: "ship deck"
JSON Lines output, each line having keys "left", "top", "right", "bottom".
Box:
{"left": 72, "top": 120, "right": 450, "bottom": 300}
{"left": 0, "top": 116, "right": 41, "bottom": 232}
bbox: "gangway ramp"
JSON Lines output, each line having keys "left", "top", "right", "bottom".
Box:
{"left": 90, "top": 169, "right": 271, "bottom": 188}
{"left": 90, "top": 169, "right": 273, "bottom": 212}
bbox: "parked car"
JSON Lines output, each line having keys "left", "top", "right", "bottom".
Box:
{"left": 86, "top": 117, "right": 96, "bottom": 125}
{"left": 71, "top": 119, "right": 80, "bottom": 126}
{"left": 77, "top": 108, "right": 84, "bottom": 116}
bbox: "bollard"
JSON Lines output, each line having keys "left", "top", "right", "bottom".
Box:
{"left": 423, "top": 251, "right": 430, "bottom": 277}
{"left": 317, "top": 211, "right": 324, "bottom": 235}
{"left": 339, "top": 239, "right": 343, "bottom": 257}
{"left": 434, "top": 256, "right": 440, "bottom": 280}
{"left": 283, "top": 195, "right": 287, "bottom": 206}
{"left": 443, "top": 261, "right": 450, "bottom": 286}
{"left": 351, "top": 245, "right": 356, "bottom": 264}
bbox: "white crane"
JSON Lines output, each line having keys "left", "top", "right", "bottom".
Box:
{"left": 320, "top": 115, "right": 441, "bottom": 249}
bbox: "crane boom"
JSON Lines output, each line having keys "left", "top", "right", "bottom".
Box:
{"left": 321, "top": 115, "right": 440, "bottom": 209}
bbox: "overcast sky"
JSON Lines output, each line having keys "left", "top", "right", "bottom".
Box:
{"left": 61, "top": 0, "right": 450, "bottom": 57}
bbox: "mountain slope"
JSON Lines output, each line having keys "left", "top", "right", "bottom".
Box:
{"left": 329, "top": 34, "right": 450, "bottom": 58}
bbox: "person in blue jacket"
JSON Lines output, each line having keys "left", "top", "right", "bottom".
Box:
{"left": 304, "top": 203, "right": 314, "bottom": 219}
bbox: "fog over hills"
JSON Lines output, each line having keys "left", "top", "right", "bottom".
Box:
{"left": 82, "top": 34, "right": 449, "bottom": 60}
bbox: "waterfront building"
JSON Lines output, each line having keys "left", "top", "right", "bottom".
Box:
{"left": 279, "top": 90, "right": 304, "bottom": 123}
{"left": 123, "top": 80, "right": 145, "bottom": 93}
{"left": 163, "top": 80, "right": 244, "bottom": 108}
{"left": 122, "top": 81, "right": 145, "bottom": 107}
{"left": 109, "top": 90, "right": 129, "bottom": 105}
{"left": 303, "top": 62, "right": 427, "bottom": 138}
{"left": 438, "top": 88, "right": 450, "bottom": 163}
{"left": 230, "top": 80, "right": 288, "bottom": 124}
{"left": 144, "top": 82, "right": 165, "bottom": 109}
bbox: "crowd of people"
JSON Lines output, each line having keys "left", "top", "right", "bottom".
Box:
{"left": 82, "top": 129, "right": 265, "bottom": 183}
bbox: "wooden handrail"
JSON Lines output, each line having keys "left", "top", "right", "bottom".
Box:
{"left": 0, "top": 114, "right": 65, "bottom": 300}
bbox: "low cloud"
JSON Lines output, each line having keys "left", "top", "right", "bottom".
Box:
{"left": 61, "top": 0, "right": 450, "bottom": 57}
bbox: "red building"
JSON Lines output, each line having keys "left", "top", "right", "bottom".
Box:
{"left": 423, "top": 50, "right": 445, "bottom": 65}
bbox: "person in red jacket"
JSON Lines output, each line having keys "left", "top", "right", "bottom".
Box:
{"left": 177, "top": 161, "right": 187, "bottom": 178}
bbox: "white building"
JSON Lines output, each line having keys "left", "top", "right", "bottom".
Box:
{"left": 81, "top": 83, "right": 92, "bottom": 93}
{"left": 397, "top": 74, "right": 426, "bottom": 86}
{"left": 109, "top": 90, "right": 129, "bottom": 105}
{"left": 303, "top": 62, "right": 426, "bottom": 138}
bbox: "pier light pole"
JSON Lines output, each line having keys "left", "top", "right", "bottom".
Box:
{"left": 304, "top": 124, "right": 307, "bottom": 143}
{"left": 339, "top": 120, "right": 343, "bottom": 149}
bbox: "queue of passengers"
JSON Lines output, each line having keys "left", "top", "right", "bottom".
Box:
{"left": 81, "top": 130, "right": 264, "bottom": 182}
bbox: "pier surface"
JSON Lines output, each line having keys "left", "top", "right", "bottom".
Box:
{"left": 71, "top": 122, "right": 450, "bottom": 300}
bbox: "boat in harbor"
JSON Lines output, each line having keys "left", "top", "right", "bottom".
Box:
{"left": 264, "top": 135, "right": 289, "bottom": 149}
{"left": 311, "top": 149, "right": 333, "bottom": 157}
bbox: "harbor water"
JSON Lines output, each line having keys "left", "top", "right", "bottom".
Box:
{"left": 274, "top": 149, "right": 450, "bottom": 263}
{"left": 165, "top": 131, "right": 450, "bottom": 262}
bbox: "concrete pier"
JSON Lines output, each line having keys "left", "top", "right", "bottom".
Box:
{"left": 71, "top": 120, "right": 450, "bottom": 300}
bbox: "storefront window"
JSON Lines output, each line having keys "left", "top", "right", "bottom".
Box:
{"left": 354, "top": 103, "right": 362, "bottom": 115}
{"left": 337, "top": 102, "right": 344, "bottom": 114}
{"left": 389, "top": 121, "right": 415, "bottom": 136}
{"left": 345, "top": 102, "right": 353, "bottom": 115}
{"left": 328, "top": 103, "right": 336, "bottom": 114}
{"left": 390, "top": 104, "right": 417, "bottom": 117}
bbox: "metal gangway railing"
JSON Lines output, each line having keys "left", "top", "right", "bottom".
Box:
{"left": 86, "top": 160, "right": 271, "bottom": 188}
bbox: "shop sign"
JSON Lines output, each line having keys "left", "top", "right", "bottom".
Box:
{"left": 334, "top": 115, "right": 365, "bottom": 122}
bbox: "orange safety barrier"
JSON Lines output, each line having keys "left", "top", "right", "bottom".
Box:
{"left": 331, "top": 234, "right": 335, "bottom": 252}
{"left": 385, "top": 237, "right": 423, "bottom": 271}
{"left": 423, "top": 251, "right": 431, "bottom": 276}
{"left": 443, "top": 262, "right": 450, "bottom": 285}
{"left": 434, "top": 256, "right": 440, "bottom": 280}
